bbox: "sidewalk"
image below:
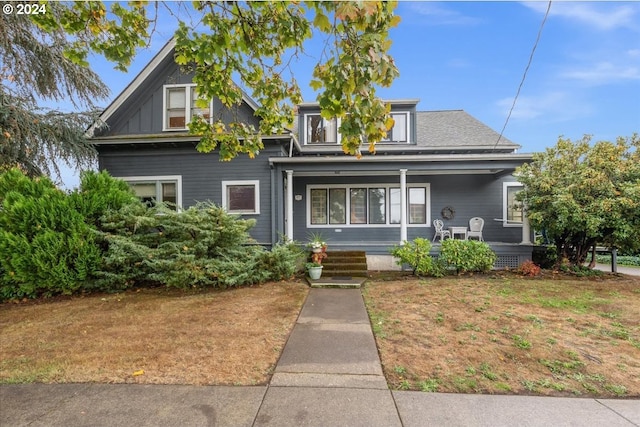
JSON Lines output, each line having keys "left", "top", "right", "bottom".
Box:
{"left": 1, "top": 288, "right": 639, "bottom": 427}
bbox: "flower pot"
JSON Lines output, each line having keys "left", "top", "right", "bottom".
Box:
{"left": 308, "top": 266, "right": 323, "bottom": 280}
{"left": 312, "top": 248, "right": 322, "bottom": 254}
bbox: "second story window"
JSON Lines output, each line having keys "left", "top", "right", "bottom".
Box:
{"left": 164, "top": 84, "right": 211, "bottom": 131}
{"left": 305, "top": 114, "right": 338, "bottom": 144}
{"left": 382, "top": 112, "right": 409, "bottom": 143}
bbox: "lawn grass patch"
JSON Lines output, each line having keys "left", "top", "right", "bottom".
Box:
{"left": 0, "top": 281, "right": 308, "bottom": 385}
{"left": 364, "top": 272, "right": 640, "bottom": 398}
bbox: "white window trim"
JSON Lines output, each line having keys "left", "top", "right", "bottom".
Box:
{"left": 306, "top": 183, "right": 430, "bottom": 228}
{"left": 303, "top": 113, "right": 341, "bottom": 145}
{"left": 381, "top": 111, "right": 411, "bottom": 144}
{"left": 162, "top": 84, "right": 212, "bottom": 132}
{"left": 222, "top": 180, "right": 261, "bottom": 215}
{"left": 120, "top": 175, "right": 183, "bottom": 209}
{"left": 503, "top": 181, "right": 524, "bottom": 227}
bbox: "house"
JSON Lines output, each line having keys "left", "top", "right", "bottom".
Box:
{"left": 90, "top": 39, "right": 534, "bottom": 270}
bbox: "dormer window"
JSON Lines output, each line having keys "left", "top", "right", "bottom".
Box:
{"left": 305, "top": 114, "right": 338, "bottom": 144}
{"left": 382, "top": 112, "right": 409, "bottom": 143}
{"left": 163, "top": 84, "right": 211, "bottom": 131}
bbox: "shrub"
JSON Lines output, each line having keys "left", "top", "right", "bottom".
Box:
{"left": 390, "top": 238, "right": 442, "bottom": 277}
{"left": 0, "top": 169, "right": 101, "bottom": 299}
{"left": 439, "top": 239, "right": 497, "bottom": 274}
{"left": 518, "top": 260, "right": 541, "bottom": 277}
{"left": 70, "top": 170, "right": 139, "bottom": 227}
{"left": 94, "top": 202, "right": 303, "bottom": 290}
{"left": 532, "top": 245, "right": 557, "bottom": 269}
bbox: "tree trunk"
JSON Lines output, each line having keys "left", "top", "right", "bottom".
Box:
{"left": 588, "top": 245, "right": 596, "bottom": 269}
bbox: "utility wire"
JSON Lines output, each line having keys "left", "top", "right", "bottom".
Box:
{"left": 494, "top": 1, "right": 552, "bottom": 149}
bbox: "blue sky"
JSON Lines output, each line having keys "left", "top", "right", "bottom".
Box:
{"left": 60, "top": 1, "right": 640, "bottom": 187}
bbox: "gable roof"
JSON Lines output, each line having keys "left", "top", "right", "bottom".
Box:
{"left": 87, "top": 37, "right": 260, "bottom": 138}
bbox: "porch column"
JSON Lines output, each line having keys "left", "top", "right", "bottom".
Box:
{"left": 400, "top": 169, "right": 407, "bottom": 243}
{"left": 285, "top": 170, "right": 294, "bottom": 241}
{"left": 521, "top": 208, "right": 532, "bottom": 245}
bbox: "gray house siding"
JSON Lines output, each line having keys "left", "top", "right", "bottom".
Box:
{"left": 97, "top": 57, "right": 259, "bottom": 138}
{"left": 98, "top": 144, "right": 285, "bottom": 245}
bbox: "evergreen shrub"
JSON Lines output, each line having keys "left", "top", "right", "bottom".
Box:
{"left": 0, "top": 169, "right": 101, "bottom": 299}
{"left": 95, "top": 202, "right": 304, "bottom": 290}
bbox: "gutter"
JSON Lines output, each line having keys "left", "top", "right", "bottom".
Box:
{"left": 269, "top": 153, "right": 533, "bottom": 166}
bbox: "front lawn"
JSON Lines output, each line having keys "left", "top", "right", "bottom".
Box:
{"left": 0, "top": 281, "right": 308, "bottom": 385}
{"left": 363, "top": 272, "right": 640, "bottom": 398}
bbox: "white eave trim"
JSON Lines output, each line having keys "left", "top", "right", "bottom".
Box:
{"left": 269, "top": 153, "right": 533, "bottom": 165}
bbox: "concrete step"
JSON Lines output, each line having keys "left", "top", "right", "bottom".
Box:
{"left": 322, "top": 262, "right": 368, "bottom": 270}
{"left": 321, "top": 270, "right": 369, "bottom": 277}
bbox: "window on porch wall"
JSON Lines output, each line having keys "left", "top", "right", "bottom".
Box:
{"left": 506, "top": 185, "right": 524, "bottom": 223}
{"left": 350, "top": 188, "right": 367, "bottom": 224}
{"left": 309, "top": 185, "right": 428, "bottom": 226}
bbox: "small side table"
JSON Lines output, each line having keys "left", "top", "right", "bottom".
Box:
{"left": 449, "top": 226, "right": 468, "bottom": 240}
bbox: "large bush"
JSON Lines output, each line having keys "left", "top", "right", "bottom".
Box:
{"left": 0, "top": 169, "right": 101, "bottom": 299}
{"left": 390, "top": 238, "right": 441, "bottom": 276}
{"left": 94, "top": 202, "right": 304, "bottom": 290}
{"left": 439, "top": 239, "right": 497, "bottom": 274}
{"left": 0, "top": 169, "right": 304, "bottom": 299}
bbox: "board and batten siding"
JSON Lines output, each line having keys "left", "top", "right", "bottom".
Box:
{"left": 98, "top": 145, "right": 283, "bottom": 245}
{"left": 290, "top": 173, "right": 523, "bottom": 247}
{"left": 97, "top": 56, "right": 259, "bottom": 137}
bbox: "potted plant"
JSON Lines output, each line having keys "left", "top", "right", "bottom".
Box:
{"left": 306, "top": 232, "right": 328, "bottom": 279}
{"left": 306, "top": 261, "right": 323, "bottom": 280}
{"left": 307, "top": 232, "right": 327, "bottom": 253}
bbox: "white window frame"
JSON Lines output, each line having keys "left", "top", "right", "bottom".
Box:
{"left": 162, "top": 84, "right": 212, "bottom": 131}
{"left": 121, "top": 175, "right": 183, "bottom": 209}
{"left": 503, "top": 182, "right": 524, "bottom": 227}
{"left": 306, "top": 183, "right": 430, "bottom": 228}
{"left": 222, "top": 180, "right": 261, "bottom": 215}
{"left": 381, "top": 111, "right": 411, "bottom": 143}
{"left": 303, "top": 113, "right": 341, "bottom": 145}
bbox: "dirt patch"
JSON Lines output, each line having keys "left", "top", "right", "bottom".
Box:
{"left": 0, "top": 281, "right": 308, "bottom": 385}
{"left": 363, "top": 272, "right": 640, "bottom": 398}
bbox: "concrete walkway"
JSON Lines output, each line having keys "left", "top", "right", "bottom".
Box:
{"left": 593, "top": 263, "right": 640, "bottom": 276}
{"left": 1, "top": 288, "right": 639, "bottom": 427}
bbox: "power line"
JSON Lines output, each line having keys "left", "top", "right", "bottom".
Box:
{"left": 494, "top": 1, "right": 552, "bottom": 149}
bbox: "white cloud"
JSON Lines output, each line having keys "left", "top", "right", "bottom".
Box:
{"left": 406, "top": 3, "right": 481, "bottom": 26}
{"left": 561, "top": 62, "right": 640, "bottom": 85}
{"left": 522, "top": 2, "right": 639, "bottom": 31}
{"left": 496, "top": 91, "right": 592, "bottom": 121}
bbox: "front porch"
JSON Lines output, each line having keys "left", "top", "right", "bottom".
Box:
{"left": 316, "top": 243, "right": 534, "bottom": 271}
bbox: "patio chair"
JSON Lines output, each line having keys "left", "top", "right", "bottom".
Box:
{"left": 468, "top": 217, "right": 484, "bottom": 241}
{"left": 432, "top": 219, "right": 451, "bottom": 242}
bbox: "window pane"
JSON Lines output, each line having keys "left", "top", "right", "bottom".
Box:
{"left": 162, "top": 182, "right": 177, "bottom": 208}
{"left": 409, "top": 187, "right": 426, "bottom": 224}
{"left": 350, "top": 188, "right": 367, "bottom": 224}
{"left": 129, "top": 182, "right": 156, "bottom": 206}
{"left": 391, "top": 113, "right": 407, "bottom": 142}
{"left": 228, "top": 185, "right": 255, "bottom": 212}
{"left": 310, "top": 189, "right": 327, "bottom": 224}
{"left": 368, "top": 188, "right": 386, "bottom": 224}
{"left": 306, "top": 115, "right": 337, "bottom": 143}
{"left": 389, "top": 188, "right": 401, "bottom": 224}
{"left": 329, "top": 188, "right": 346, "bottom": 224}
{"left": 507, "top": 187, "right": 523, "bottom": 222}
{"left": 191, "top": 87, "right": 210, "bottom": 121}
{"left": 167, "top": 88, "right": 186, "bottom": 129}
{"left": 168, "top": 88, "right": 186, "bottom": 109}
